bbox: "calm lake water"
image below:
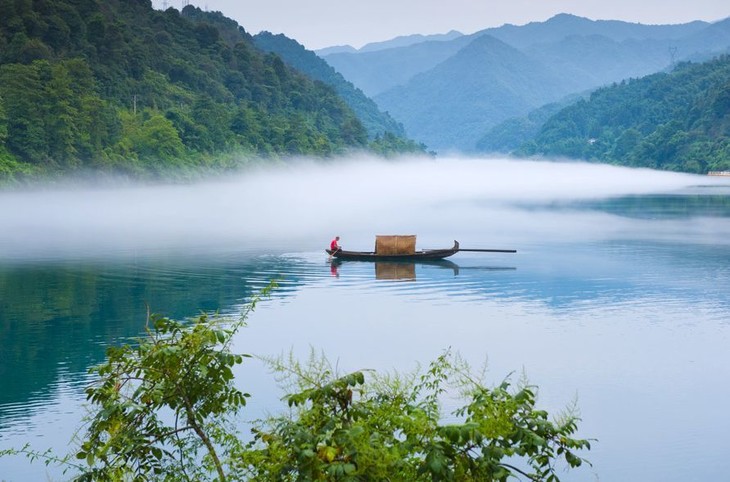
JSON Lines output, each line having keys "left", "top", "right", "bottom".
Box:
{"left": 1, "top": 159, "right": 729, "bottom": 481}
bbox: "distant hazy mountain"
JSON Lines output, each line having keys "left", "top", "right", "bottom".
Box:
{"left": 358, "top": 30, "right": 464, "bottom": 53}
{"left": 316, "top": 45, "right": 358, "bottom": 56}
{"left": 481, "top": 13, "right": 710, "bottom": 49}
{"left": 525, "top": 35, "right": 674, "bottom": 91}
{"left": 678, "top": 17, "right": 730, "bottom": 60}
{"left": 321, "top": 36, "right": 474, "bottom": 97}
{"left": 374, "top": 35, "right": 569, "bottom": 151}
{"left": 316, "top": 30, "right": 463, "bottom": 57}
{"left": 321, "top": 13, "right": 730, "bottom": 152}
{"left": 253, "top": 32, "right": 407, "bottom": 139}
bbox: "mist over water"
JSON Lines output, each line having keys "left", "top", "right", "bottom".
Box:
{"left": 2, "top": 155, "right": 730, "bottom": 482}
{"left": 1, "top": 155, "right": 728, "bottom": 259}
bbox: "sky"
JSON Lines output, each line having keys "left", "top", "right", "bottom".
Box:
{"left": 154, "top": 0, "right": 729, "bottom": 50}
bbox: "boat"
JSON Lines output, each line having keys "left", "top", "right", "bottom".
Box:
{"left": 327, "top": 240, "right": 461, "bottom": 261}
{"left": 326, "top": 236, "right": 516, "bottom": 261}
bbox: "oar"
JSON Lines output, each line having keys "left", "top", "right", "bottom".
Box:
{"left": 457, "top": 248, "right": 517, "bottom": 253}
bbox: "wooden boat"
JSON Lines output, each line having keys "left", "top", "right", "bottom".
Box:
{"left": 327, "top": 240, "right": 461, "bottom": 261}
{"left": 326, "top": 239, "right": 516, "bottom": 261}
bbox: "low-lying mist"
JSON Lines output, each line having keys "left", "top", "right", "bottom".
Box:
{"left": 1, "top": 155, "right": 728, "bottom": 259}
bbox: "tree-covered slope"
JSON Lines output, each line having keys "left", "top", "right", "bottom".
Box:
{"left": 517, "top": 55, "right": 730, "bottom": 173}
{"left": 475, "top": 97, "right": 582, "bottom": 153}
{"left": 252, "top": 32, "right": 406, "bottom": 139}
{"left": 0, "top": 0, "right": 371, "bottom": 182}
{"left": 252, "top": 31, "right": 426, "bottom": 156}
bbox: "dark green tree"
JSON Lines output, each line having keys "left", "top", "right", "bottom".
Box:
{"left": 0, "top": 0, "right": 402, "bottom": 182}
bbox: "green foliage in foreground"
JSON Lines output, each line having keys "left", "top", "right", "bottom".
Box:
{"left": 242, "top": 352, "right": 590, "bottom": 482}
{"left": 2, "top": 293, "right": 590, "bottom": 481}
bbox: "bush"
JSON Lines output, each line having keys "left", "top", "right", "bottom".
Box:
{"left": 3, "top": 288, "right": 591, "bottom": 481}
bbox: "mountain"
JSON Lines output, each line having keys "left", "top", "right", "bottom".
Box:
{"left": 476, "top": 97, "right": 583, "bottom": 153}
{"left": 316, "top": 45, "right": 358, "bottom": 56}
{"left": 320, "top": 14, "right": 730, "bottom": 153}
{"left": 516, "top": 55, "right": 730, "bottom": 173}
{"left": 315, "top": 30, "right": 463, "bottom": 58}
{"left": 357, "top": 30, "right": 464, "bottom": 53}
{"left": 678, "top": 17, "right": 730, "bottom": 60}
{"left": 374, "top": 35, "right": 572, "bottom": 151}
{"left": 252, "top": 32, "right": 407, "bottom": 139}
{"left": 0, "top": 0, "right": 376, "bottom": 182}
{"left": 320, "top": 36, "right": 474, "bottom": 97}
{"left": 320, "top": 14, "right": 712, "bottom": 100}
{"left": 481, "top": 13, "right": 710, "bottom": 49}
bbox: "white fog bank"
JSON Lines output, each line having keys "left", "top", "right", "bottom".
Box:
{"left": 1, "top": 156, "right": 728, "bottom": 259}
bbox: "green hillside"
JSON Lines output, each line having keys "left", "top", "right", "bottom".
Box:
{"left": 253, "top": 31, "right": 402, "bottom": 139}
{"left": 252, "top": 32, "right": 425, "bottom": 156}
{"left": 475, "top": 98, "right": 580, "bottom": 153}
{"left": 0, "top": 0, "right": 377, "bottom": 183}
{"left": 517, "top": 55, "right": 730, "bottom": 173}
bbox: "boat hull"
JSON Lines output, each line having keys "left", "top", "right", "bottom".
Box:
{"left": 326, "top": 241, "right": 460, "bottom": 261}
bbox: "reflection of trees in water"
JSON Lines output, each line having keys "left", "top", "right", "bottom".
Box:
{"left": 0, "top": 255, "right": 302, "bottom": 411}
{"left": 576, "top": 194, "right": 730, "bottom": 219}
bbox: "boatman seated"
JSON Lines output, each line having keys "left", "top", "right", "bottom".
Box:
{"left": 330, "top": 236, "right": 341, "bottom": 253}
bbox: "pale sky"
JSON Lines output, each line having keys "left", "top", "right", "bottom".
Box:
{"left": 158, "top": 0, "right": 729, "bottom": 50}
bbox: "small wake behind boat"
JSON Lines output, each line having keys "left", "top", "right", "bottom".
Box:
{"left": 326, "top": 236, "right": 516, "bottom": 261}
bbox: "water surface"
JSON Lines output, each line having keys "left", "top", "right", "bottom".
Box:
{"left": 1, "top": 159, "right": 729, "bottom": 481}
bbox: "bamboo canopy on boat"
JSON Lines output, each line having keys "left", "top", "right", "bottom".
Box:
{"left": 375, "top": 235, "right": 417, "bottom": 255}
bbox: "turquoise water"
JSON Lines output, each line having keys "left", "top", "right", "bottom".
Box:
{"left": 1, "top": 162, "right": 729, "bottom": 481}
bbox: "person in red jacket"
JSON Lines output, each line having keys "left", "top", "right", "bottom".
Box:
{"left": 330, "top": 236, "right": 341, "bottom": 252}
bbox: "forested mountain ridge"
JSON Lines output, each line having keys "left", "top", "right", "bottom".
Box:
{"left": 475, "top": 97, "right": 582, "bottom": 153}
{"left": 251, "top": 32, "right": 426, "bottom": 156}
{"left": 0, "top": 0, "right": 414, "bottom": 183}
{"left": 252, "top": 32, "right": 426, "bottom": 156}
{"left": 251, "top": 34, "right": 398, "bottom": 137}
{"left": 516, "top": 55, "right": 730, "bottom": 173}
{"left": 322, "top": 14, "right": 730, "bottom": 153}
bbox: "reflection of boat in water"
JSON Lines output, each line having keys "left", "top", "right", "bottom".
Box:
{"left": 330, "top": 258, "right": 516, "bottom": 280}
{"left": 326, "top": 237, "right": 516, "bottom": 261}
{"left": 376, "top": 262, "right": 416, "bottom": 280}
{"left": 331, "top": 258, "right": 461, "bottom": 279}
